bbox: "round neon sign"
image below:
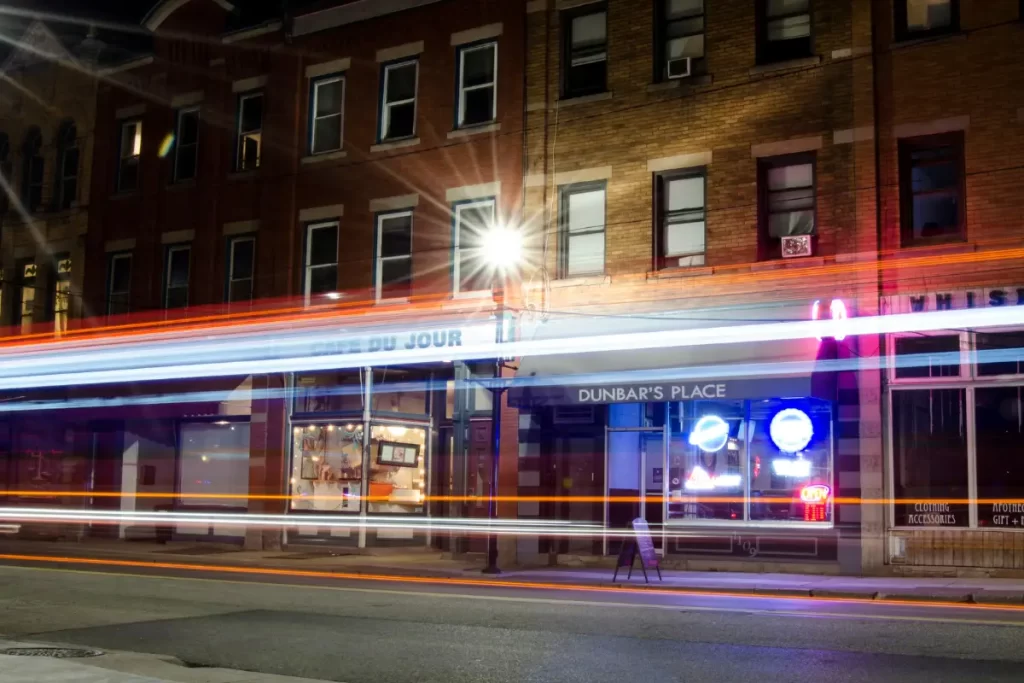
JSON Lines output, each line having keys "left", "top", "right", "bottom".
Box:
{"left": 688, "top": 415, "right": 730, "bottom": 453}
{"left": 769, "top": 408, "right": 813, "bottom": 453}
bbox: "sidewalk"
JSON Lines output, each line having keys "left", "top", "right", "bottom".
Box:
{"left": 0, "top": 640, "right": 333, "bottom": 683}
{"left": 2, "top": 538, "right": 1024, "bottom": 606}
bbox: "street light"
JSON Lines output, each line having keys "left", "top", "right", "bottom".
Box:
{"left": 479, "top": 222, "right": 522, "bottom": 574}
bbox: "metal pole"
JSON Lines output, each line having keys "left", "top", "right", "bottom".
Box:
{"left": 482, "top": 282, "right": 505, "bottom": 574}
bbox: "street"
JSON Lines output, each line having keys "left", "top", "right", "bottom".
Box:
{"left": 0, "top": 559, "right": 1023, "bottom": 682}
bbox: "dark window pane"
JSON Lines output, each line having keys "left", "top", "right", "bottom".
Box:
{"left": 385, "top": 102, "right": 415, "bottom": 139}
{"left": 911, "top": 194, "right": 958, "bottom": 237}
{"left": 380, "top": 215, "right": 411, "bottom": 258}
{"left": 386, "top": 64, "right": 417, "bottom": 102}
{"left": 239, "top": 135, "right": 260, "bottom": 170}
{"left": 176, "top": 146, "right": 197, "bottom": 180}
{"left": 894, "top": 335, "right": 961, "bottom": 378}
{"left": 309, "top": 265, "right": 337, "bottom": 295}
{"left": 166, "top": 287, "right": 188, "bottom": 309}
{"left": 976, "top": 331, "right": 1024, "bottom": 376}
{"left": 975, "top": 386, "right": 1024, "bottom": 528}
{"left": 892, "top": 388, "right": 969, "bottom": 527}
{"left": 231, "top": 239, "right": 254, "bottom": 280}
{"left": 380, "top": 259, "right": 411, "bottom": 298}
{"left": 462, "top": 87, "right": 494, "bottom": 126}
{"left": 240, "top": 95, "right": 263, "bottom": 132}
{"left": 108, "top": 293, "right": 129, "bottom": 315}
{"left": 315, "top": 80, "right": 343, "bottom": 117}
{"left": 60, "top": 179, "right": 77, "bottom": 209}
{"left": 567, "top": 60, "right": 606, "bottom": 96}
{"left": 313, "top": 116, "right": 341, "bottom": 153}
{"left": 462, "top": 46, "right": 495, "bottom": 88}
{"left": 110, "top": 258, "right": 131, "bottom": 293}
{"left": 119, "top": 158, "right": 139, "bottom": 191}
{"left": 179, "top": 111, "right": 199, "bottom": 145}
{"left": 229, "top": 279, "right": 253, "bottom": 303}
{"left": 168, "top": 249, "right": 190, "bottom": 287}
{"left": 308, "top": 226, "right": 337, "bottom": 267}
{"left": 62, "top": 147, "right": 79, "bottom": 178}
{"left": 910, "top": 159, "right": 955, "bottom": 192}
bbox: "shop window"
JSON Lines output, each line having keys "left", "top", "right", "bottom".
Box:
{"left": 559, "top": 182, "right": 606, "bottom": 278}
{"left": 174, "top": 107, "right": 199, "bottom": 182}
{"left": 310, "top": 75, "right": 344, "bottom": 154}
{"left": 227, "top": 236, "right": 255, "bottom": 304}
{"left": 178, "top": 421, "right": 250, "bottom": 507}
{"left": 236, "top": 91, "right": 263, "bottom": 171}
{"left": 304, "top": 221, "right": 338, "bottom": 302}
{"left": 456, "top": 42, "right": 497, "bottom": 128}
{"left": 290, "top": 423, "right": 363, "bottom": 512}
{"left": 56, "top": 121, "right": 79, "bottom": 209}
{"left": 453, "top": 198, "right": 496, "bottom": 294}
{"left": 368, "top": 424, "right": 427, "bottom": 514}
{"left": 117, "top": 119, "right": 141, "bottom": 192}
{"left": 376, "top": 210, "right": 412, "bottom": 300}
{"left": 975, "top": 330, "right": 1024, "bottom": 377}
{"left": 759, "top": 154, "right": 815, "bottom": 260}
{"left": 294, "top": 371, "right": 363, "bottom": 413}
{"left": 893, "top": 334, "right": 962, "bottom": 379}
{"left": 655, "top": 169, "right": 705, "bottom": 269}
{"left": 53, "top": 255, "right": 71, "bottom": 336}
{"left": 371, "top": 368, "right": 429, "bottom": 415}
{"left": 107, "top": 252, "right": 132, "bottom": 316}
{"left": 379, "top": 60, "right": 418, "bottom": 141}
{"left": 898, "top": 132, "right": 965, "bottom": 246}
{"left": 975, "top": 387, "right": 1024, "bottom": 528}
{"left": 21, "top": 127, "right": 43, "bottom": 211}
{"left": 757, "top": 0, "right": 812, "bottom": 64}
{"left": 656, "top": 0, "right": 704, "bottom": 81}
{"left": 891, "top": 388, "right": 969, "bottom": 527}
{"left": 164, "top": 244, "right": 191, "bottom": 309}
{"left": 562, "top": 3, "right": 607, "bottom": 99}
{"left": 668, "top": 400, "right": 746, "bottom": 523}
{"left": 895, "top": 0, "right": 957, "bottom": 42}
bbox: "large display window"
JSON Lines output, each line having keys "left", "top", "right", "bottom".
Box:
{"left": 289, "top": 423, "right": 364, "bottom": 512}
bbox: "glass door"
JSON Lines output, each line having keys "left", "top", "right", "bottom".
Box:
{"left": 604, "top": 403, "right": 667, "bottom": 555}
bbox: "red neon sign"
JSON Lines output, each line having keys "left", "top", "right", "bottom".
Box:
{"left": 800, "top": 484, "right": 831, "bottom": 503}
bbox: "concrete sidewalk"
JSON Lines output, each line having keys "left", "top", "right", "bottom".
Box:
{"left": 0, "top": 641, "right": 333, "bottom": 683}
{"left": 3, "top": 538, "right": 1024, "bottom": 605}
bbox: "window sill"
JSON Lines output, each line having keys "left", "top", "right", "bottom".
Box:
{"left": 228, "top": 169, "right": 259, "bottom": 180}
{"left": 646, "top": 75, "right": 713, "bottom": 93}
{"left": 748, "top": 55, "right": 821, "bottom": 76}
{"left": 890, "top": 239, "right": 972, "bottom": 259}
{"left": 556, "top": 91, "right": 613, "bottom": 109}
{"left": 749, "top": 255, "right": 825, "bottom": 272}
{"left": 447, "top": 122, "right": 500, "bottom": 139}
{"left": 647, "top": 265, "right": 713, "bottom": 280}
{"left": 892, "top": 30, "right": 966, "bottom": 48}
{"left": 301, "top": 150, "right": 348, "bottom": 164}
{"left": 550, "top": 274, "right": 610, "bottom": 288}
{"left": 371, "top": 137, "right": 421, "bottom": 153}
{"left": 376, "top": 296, "right": 411, "bottom": 306}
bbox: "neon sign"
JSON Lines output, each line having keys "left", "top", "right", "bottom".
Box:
{"left": 769, "top": 408, "right": 813, "bottom": 453}
{"left": 811, "top": 298, "right": 849, "bottom": 341}
{"left": 799, "top": 484, "right": 830, "bottom": 504}
{"left": 688, "top": 415, "right": 730, "bottom": 453}
{"left": 684, "top": 465, "right": 742, "bottom": 491}
{"left": 772, "top": 456, "right": 811, "bottom": 478}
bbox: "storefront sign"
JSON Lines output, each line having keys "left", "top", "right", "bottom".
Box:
{"left": 901, "top": 503, "right": 962, "bottom": 526}
{"left": 984, "top": 503, "right": 1024, "bottom": 528}
{"left": 883, "top": 287, "right": 1024, "bottom": 315}
{"left": 577, "top": 383, "right": 726, "bottom": 404}
{"left": 510, "top": 376, "right": 819, "bottom": 407}
{"left": 310, "top": 327, "right": 469, "bottom": 357}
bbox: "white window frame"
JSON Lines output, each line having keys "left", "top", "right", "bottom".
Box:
{"left": 174, "top": 106, "right": 200, "bottom": 182}
{"left": 887, "top": 330, "right": 969, "bottom": 385}
{"left": 107, "top": 252, "right": 132, "bottom": 316}
{"left": 227, "top": 235, "right": 256, "bottom": 304}
{"left": 559, "top": 182, "right": 607, "bottom": 279}
{"left": 117, "top": 119, "right": 142, "bottom": 192}
{"left": 310, "top": 75, "right": 345, "bottom": 155}
{"left": 304, "top": 221, "right": 339, "bottom": 304}
{"left": 452, "top": 198, "right": 496, "bottom": 296}
{"left": 380, "top": 60, "right": 419, "bottom": 141}
{"left": 236, "top": 91, "right": 264, "bottom": 171}
{"left": 375, "top": 210, "right": 413, "bottom": 301}
{"left": 456, "top": 42, "right": 498, "bottom": 128}
{"left": 657, "top": 168, "right": 706, "bottom": 269}
{"left": 164, "top": 244, "right": 191, "bottom": 309}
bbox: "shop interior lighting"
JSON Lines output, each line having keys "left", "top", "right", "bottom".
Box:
{"left": 688, "top": 415, "right": 730, "bottom": 453}
{"left": 771, "top": 456, "right": 811, "bottom": 478}
{"left": 769, "top": 408, "right": 814, "bottom": 453}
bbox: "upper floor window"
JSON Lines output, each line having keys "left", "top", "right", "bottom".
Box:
{"left": 21, "top": 127, "right": 43, "bottom": 212}
{"left": 656, "top": 0, "right": 704, "bottom": 81}
{"left": 655, "top": 169, "right": 705, "bottom": 269}
{"left": 757, "top": 0, "right": 812, "bottom": 64}
{"left": 898, "top": 132, "right": 965, "bottom": 247}
{"left": 16, "top": 260, "right": 36, "bottom": 332}
{"left": 559, "top": 182, "right": 606, "bottom": 278}
{"left": 164, "top": 244, "right": 191, "bottom": 309}
{"left": 107, "top": 252, "right": 132, "bottom": 316}
{"left": 457, "top": 42, "right": 498, "bottom": 128}
{"left": 310, "top": 75, "right": 345, "bottom": 154}
{"left": 56, "top": 122, "right": 78, "bottom": 209}
{"left": 376, "top": 210, "right": 413, "bottom": 300}
{"left": 453, "top": 198, "right": 496, "bottom": 294}
{"left": 380, "top": 60, "right": 418, "bottom": 141}
{"left": 174, "top": 107, "right": 199, "bottom": 182}
{"left": 117, "top": 119, "right": 142, "bottom": 192}
{"left": 0, "top": 133, "right": 10, "bottom": 215}
{"left": 53, "top": 255, "right": 71, "bottom": 336}
{"left": 759, "top": 154, "right": 816, "bottom": 260}
{"left": 562, "top": 4, "right": 607, "bottom": 98}
{"left": 304, "top": 221, "right": 338, "bottom": 302}
{"left": 895, "top": 0, "right": 957, "bottom": 41}
{"left": 236, "top": 92, "right": 263, "bottom": 171}
{"left": 227, "top": 235, "right": 255, "bottom": 304}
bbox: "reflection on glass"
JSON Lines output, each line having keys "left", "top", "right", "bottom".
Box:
{"left": 975, "top": 387, "right": 1024, "bottom": 528}
{"left": 667, "top": 400, "right": 745, "bottom": 522}
{"left": 289, "top": 423, "right": 363, "bottom": 512}
{"left": 368, "top": 424, "right": 427, "bottom": 514}
{"left": 178, "top": 421, "right": 250, "bottom": 506}
{"left": 294, "top": 371, "right": 363, "bottom": 413}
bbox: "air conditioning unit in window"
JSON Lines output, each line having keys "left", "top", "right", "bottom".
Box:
{"left": 666, "top": 57, "right": 692, "bottom": 79}
{"left": 781, "top": 235, "right": 813, "bottom": 258}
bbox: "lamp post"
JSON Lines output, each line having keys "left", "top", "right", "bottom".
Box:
{"left": 479, "top": 224, "right": 522, "bottom": 575}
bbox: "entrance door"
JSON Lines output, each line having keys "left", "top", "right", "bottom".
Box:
{"left": 604, "top": 427, "right": 665, "bottom": 555}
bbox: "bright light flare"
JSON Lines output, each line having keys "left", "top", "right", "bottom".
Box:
{"left": 158, "top": 132, "right": 174, "bottom": 158}
{"left": 481, "top": 223, "right": 523, "bottom": 275}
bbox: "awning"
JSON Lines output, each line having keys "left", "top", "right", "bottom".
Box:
{"left": 507, "top": 302, "right": 839, "bottom": 407}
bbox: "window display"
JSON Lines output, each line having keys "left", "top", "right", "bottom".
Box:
{"left": 668, "top": 400, "right": 745, "bottom": 523}
{"left": 368, "top": 424, "right": 427, "bottom": 514}
{"left": 289, "top": 423, "right": 363, "bottom": 512}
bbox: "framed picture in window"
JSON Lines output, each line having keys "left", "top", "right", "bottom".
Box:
{"left": 377, "top": 440, "right": 420, "bottom": 468}
{"left": 300, "top": 455, "right": 318, "bottom": 480}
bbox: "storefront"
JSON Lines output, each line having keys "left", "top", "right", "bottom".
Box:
{"left": 883, "top": 288, "right": 1024, "bottom": 569}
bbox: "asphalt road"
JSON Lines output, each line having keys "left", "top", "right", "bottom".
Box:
{"left": 1, "top": 559, "right": 1024, "bottom": 683}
